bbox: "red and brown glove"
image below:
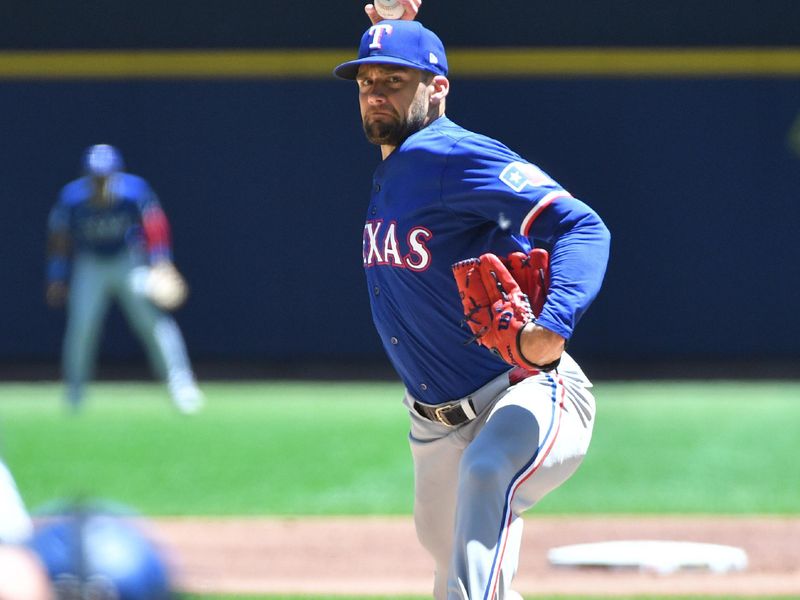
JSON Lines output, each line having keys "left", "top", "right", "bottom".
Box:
{"left": 501, "top": 248, "right": 549, "bottom": 317}
{"left": 452, "top": 252, "right": 542, "bottom": 371}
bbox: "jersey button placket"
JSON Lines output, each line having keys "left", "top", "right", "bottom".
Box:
{"left": 371, "top": 178, "right": 381, "bottom": 215}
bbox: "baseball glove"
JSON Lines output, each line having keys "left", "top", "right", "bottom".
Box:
{"left": 148, "top": 262, "right": 188, "bottom": 310}
{"left": 452, "top": 249, "right": 556, "bottom": 371}
{"left": 501, "top": 248, "right": 550, "bottom": 316}
{"left": 130, "top": 262, "right": 188, "bottom": 311}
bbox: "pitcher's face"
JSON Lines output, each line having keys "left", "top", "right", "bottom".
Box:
{"left": 356, "top": 64, "right": 432, "bottom": 147}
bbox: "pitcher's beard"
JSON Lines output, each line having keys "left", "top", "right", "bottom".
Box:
{"left": 364, "top": 119, "right": 407, "bottom": 146}
{"left": 363, "top": 101, "right": 427, "bottom": 147}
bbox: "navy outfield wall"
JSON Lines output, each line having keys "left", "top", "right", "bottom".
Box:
{"left": 1, "top": 2, "right": 799, "bottom": 373}
{"left": 2, "top": 76, "right": 798, "bottom": 371}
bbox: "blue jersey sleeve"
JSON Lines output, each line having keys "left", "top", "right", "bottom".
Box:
{"left": 110, "top": 174, "right": 173, "bottom": 263}
{"left": 526, "top": 195, "right": 610, "bottom": 339}
{"left": 441, "top": 134, "right": 610, "bottom": 339}
{"left": 47, "top": 192, "right": 71, "bottom": 234}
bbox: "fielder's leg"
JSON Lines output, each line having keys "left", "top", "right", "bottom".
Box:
{"left": 62, "top": 256, "right": 112, "bottom": 410}
{"left": 115, "top": 257, "right": 203, "bottom": 413}
{"left": 449, "top": 356, "right": 595, "bottom": 600}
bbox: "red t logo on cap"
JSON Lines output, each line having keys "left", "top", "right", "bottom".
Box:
{"left": 368, "top": 24, "right": 394, "bottom": 49}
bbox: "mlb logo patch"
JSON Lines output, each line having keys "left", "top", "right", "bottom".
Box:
{"left": 499, "top": 161, "right": 556, "bottom": 193}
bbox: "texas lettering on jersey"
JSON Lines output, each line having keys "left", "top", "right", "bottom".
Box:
{"left": 363, "top": 220, "right": 433, "bottom": 271}
{"left": 77, "top": 212, "right": 136, "bottom": 243}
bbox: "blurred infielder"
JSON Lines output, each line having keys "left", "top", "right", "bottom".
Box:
{"left": 45, "top": 144, "right": 203, "bottom": 414}
{"left": 336, "top": 5, "right": 610, "bottom": 599}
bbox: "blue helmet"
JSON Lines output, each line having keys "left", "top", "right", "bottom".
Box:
{"left": 28, "top": 506, "right": 174, "bottom": 600}
{"left": 82, "top": 144, "right": 125, "bottom": 177}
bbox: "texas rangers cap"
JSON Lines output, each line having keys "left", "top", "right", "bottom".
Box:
{"left": 334, "top": 20, "right": 448, "bottom": 80}
{"left": 83, "top": 144, "right": 124, "bottom": 176}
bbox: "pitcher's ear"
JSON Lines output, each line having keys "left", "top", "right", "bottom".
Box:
{"left": 430, "top": 75, "right": 450, "bottom": 105}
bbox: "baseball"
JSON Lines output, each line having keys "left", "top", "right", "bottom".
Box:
{"left": 373, "top": 0, "right": 405, "bottom": 20}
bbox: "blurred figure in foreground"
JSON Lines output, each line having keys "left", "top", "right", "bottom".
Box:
{"left": 27, "top": 500, "right": 176, "bottom": 600}
{"left": 0, "top": 545, "right": 53, "bottom": 600}
{"left": 0, "top": 457, "right": 33, "bottom": 545}
{"left": 45, "top": 144, "right": 203, "bottom": 414}
{"left": 0, "top": 458, "right": 51, "bottom": 600}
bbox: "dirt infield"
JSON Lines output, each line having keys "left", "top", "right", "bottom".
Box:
{"left": 149, "top": 516, "right": 800, "bottom": 597}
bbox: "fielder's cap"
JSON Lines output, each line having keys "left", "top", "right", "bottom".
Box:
{"left": 83, "top": 144, "right": 124, "bottom": 176}
{"left": 334, "top": 20, "right": 448, "bottom": 80}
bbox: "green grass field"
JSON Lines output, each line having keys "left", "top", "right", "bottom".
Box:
{"left": 1, "top": 380, "right": 798, "bottom": 516}
{"left": 1, "top": 379, "right": 798, "bottom": 600}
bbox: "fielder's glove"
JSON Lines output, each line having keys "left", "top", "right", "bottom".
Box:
{"left": 452, "top": 250, "right": 559, "bottom": 372}
{"left": 131, "top": 262, "right": 189, "bottom": 311}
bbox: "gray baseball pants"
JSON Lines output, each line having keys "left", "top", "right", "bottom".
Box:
{"left": 405, "top": 353, "right": 595, "bottom": 600}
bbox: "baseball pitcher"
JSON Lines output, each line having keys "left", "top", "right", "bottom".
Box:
{"left": 336, "top": 9, "right": 610, "bottom": 600}
{"left": 45, "top": 144, "right": 203, "bottom": 414}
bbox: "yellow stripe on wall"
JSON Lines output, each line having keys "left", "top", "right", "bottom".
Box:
{"left": 450, "top": 48, "right": 800, "bottom": 77}
{"left": 0, "top": 48, "right": 799, "bottom": 79}
{"left": 0, "top": 50, "right": 351, "bottom": 79}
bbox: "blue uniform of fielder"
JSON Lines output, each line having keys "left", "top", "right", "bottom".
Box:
{"left": 45, "top": 145, "right": 202, "bottom": 414}
{"left": 338, "top": 21, "right": 610, "bottom": 599}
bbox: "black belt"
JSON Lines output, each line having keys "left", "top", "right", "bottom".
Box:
{"left": 413, "top": 398, "right": 477, "bottom": 427}
{"left": 413, "top": 368, "right": 539, "bottom": 427}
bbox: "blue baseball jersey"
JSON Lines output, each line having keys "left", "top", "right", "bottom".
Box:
{"left": 48, "top": 173, "right": 171, "bottom": 261}
{"left": 363, "top": 116, "right": 610, "bottom": 404}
